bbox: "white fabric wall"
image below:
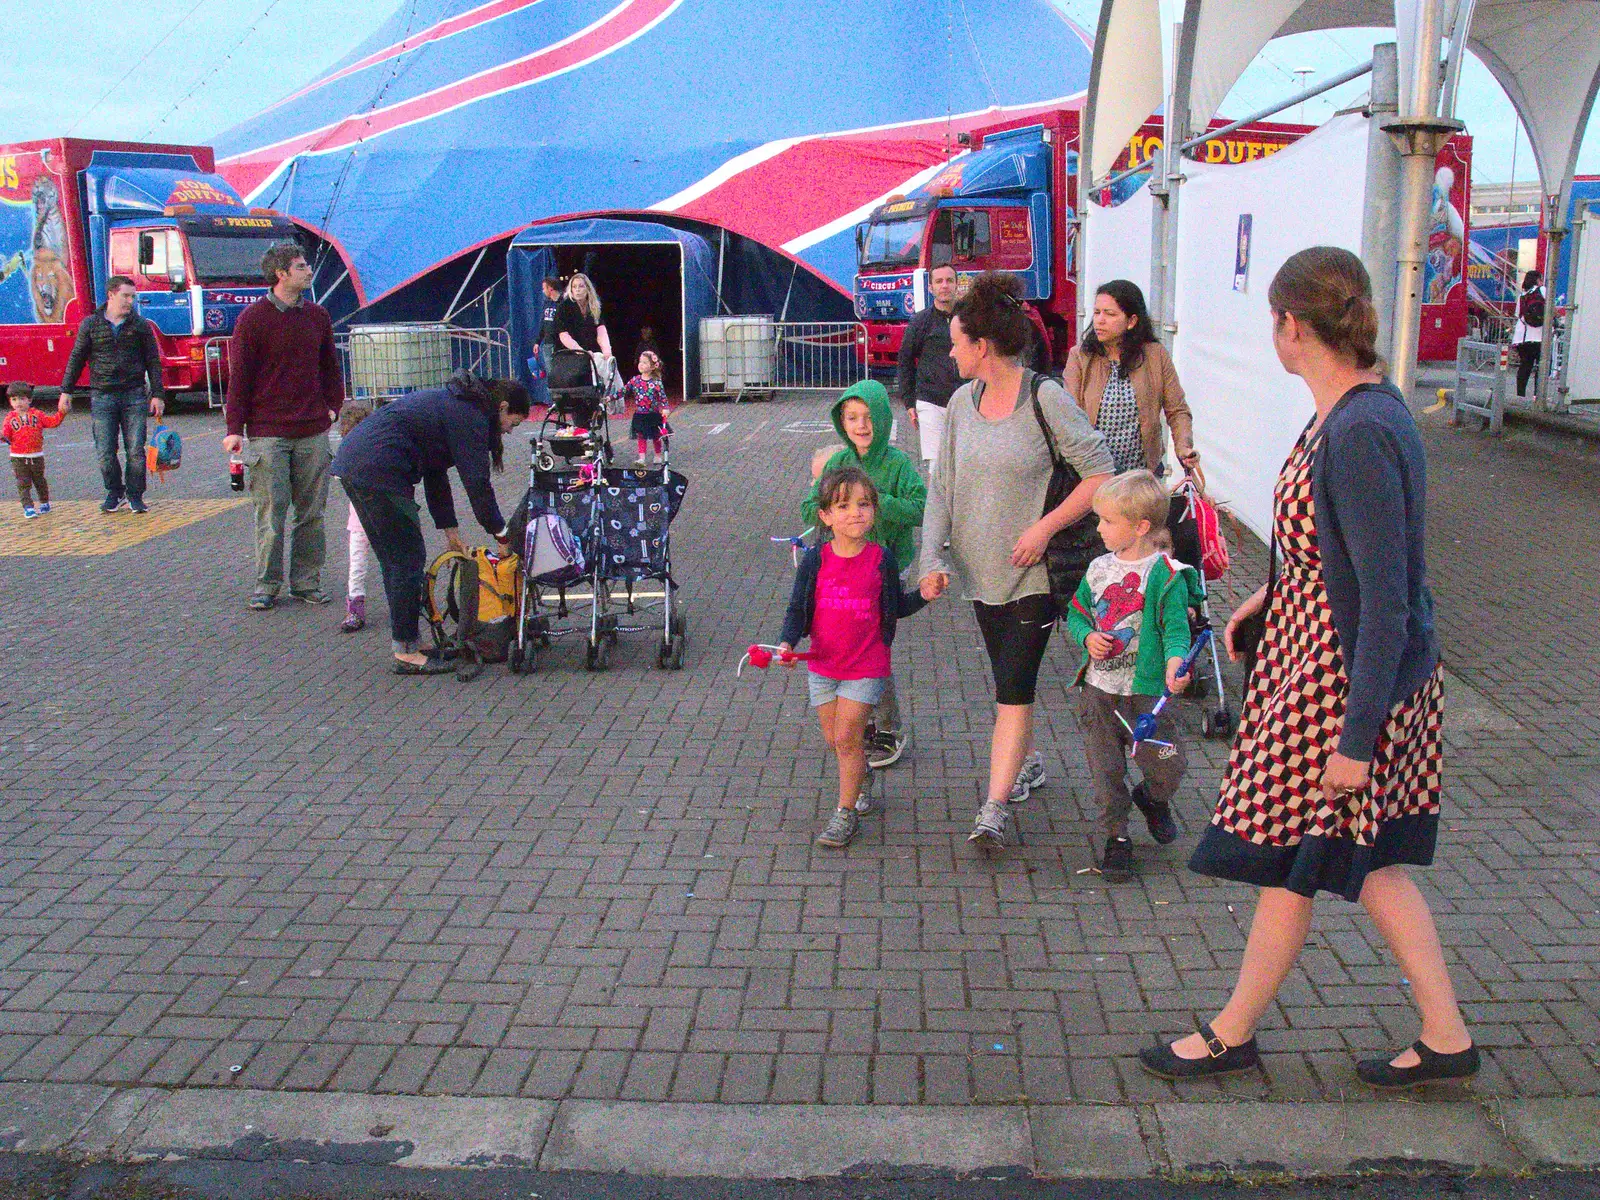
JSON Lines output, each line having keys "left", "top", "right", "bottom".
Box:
{"left": 1083, "top": 184, "right": 1154, "bottom": 308}
{"left": 1566, "top": 210, "right": 1600, "bottom": 403}
{"left": 1172, "top": 112, "right": 1371, "bottom": 539}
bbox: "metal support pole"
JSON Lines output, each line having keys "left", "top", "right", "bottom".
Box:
{"left": 1556, "top": 199, "right": 1591, "bottom": 406}
{"left": 443, "top": 245, "right": 488, "bottom": 323}
{"left": 1361, "top": 45, "right": 1402, "bottom": 358}
{"left": 1146, "top": 20, "right": 1183, "bottom": 348}
{"left": 1538, "top": 203, "right": 1566, "bottom": 411}
{"left": 1160, "top": 3, "right": 1201, "bottom": 345}
{"left": 1383, "top": 0, "right": 1455, "bottom": 401}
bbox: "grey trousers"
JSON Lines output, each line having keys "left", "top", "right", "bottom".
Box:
{"left": 1076, "top": 684, "right": 1186, "bottom": 839}
{"left": 246, "top": 432, "right": 332, "bottom": 596}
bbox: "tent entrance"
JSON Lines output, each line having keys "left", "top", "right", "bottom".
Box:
{"left": 547, "top": 242, "right": 685, "bottom": 399}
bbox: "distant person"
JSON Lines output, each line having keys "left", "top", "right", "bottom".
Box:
{"left": 896, "top": 262, "right": 961, "bottom": 463}
{"left": 1513, "top": 269, "right": 1545, "bottom": 398}
{"left": 2, "top": 382, "right": 70, "bottom": 518}
{"left": 626, "top": 350, "right": 669, "bottom": 465}
{"left": 331, "top": 374, "right": 530, "bottom": 675}
{"left": 1065, "top": 281, "right": 1196, "bottom": 476}
{"left": 636, "top": 324, "right": 663, "bottom": 364}
{"left": 555, "top": 273, "right": 613, "bottom": 360}
{"left": 224, "top": 243, "right": 345, "bottom": 611}
{"left": 535, "top": 276, "right": 562, "bottom": 375}
{"left": 337, "top": 401, "right": 376, "bottom": 633}
{"left": 60, "top": 275, "right": 166, "bottom": 513}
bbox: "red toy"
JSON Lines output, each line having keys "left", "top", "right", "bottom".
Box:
{"left": 737, "top": 643, "right": 811, "bottom": 676}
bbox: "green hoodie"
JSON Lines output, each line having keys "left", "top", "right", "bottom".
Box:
{"left": 800, "top": 379, "right": 926, "bottom": 572}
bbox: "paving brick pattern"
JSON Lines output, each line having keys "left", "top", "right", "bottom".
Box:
{"left": 0, "top": 398, "right": 1595, "bottom": 1104}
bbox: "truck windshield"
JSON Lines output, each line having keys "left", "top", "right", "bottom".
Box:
{"left": 860, "top": 218, "right": 926, "bottom": 269}
{"left": 184, "top": 231, "right": 294, "bottom": 284}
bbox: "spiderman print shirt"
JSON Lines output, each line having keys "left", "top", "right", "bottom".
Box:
{"left": 1082, "top": 550, "right": 1161, "bottom": 695}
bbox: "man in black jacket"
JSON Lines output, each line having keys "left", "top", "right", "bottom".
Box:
{"left": 61, "top": 276, "right": 166, "bottom": 513}
{"left": 896, "top": 263, "right": 961, "bottom": 463}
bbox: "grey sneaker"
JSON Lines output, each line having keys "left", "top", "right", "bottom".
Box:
{"left": 291, "top": 588, "right": 332, "bottom": 605}
{"left": 1009, "top": 751, "right": 1046, "bottom": 803}
{"left": 816, "top": 806, "right": 861, "bottom": 848}
{"left": 968, "top": 801, "right": 1011, "bottom": 846}
{"left": 866, "top": 729, "right": 906, "bottom": 769}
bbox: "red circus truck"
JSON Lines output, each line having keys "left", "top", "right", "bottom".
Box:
{"left": 853, "top": 111, "right": 1470, "bottom": 366}
{"left": 0, "top": 138, "right": 302, "bottom": 397}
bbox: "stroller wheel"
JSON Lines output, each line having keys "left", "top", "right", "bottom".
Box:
{"left": 668, "top": 632, "right": 685, "bottom": 671}
{"left": 1204, "top": 707, "right": 1236, "bottom": 739}
{"left": 656, "top": 640, "right": 671, "bottom": 670}
{"left": 535, "top": 451, "right": 556, "bottom": 472}
{"left": 586, "top": 638, "right": 611, "bottom": 672}
{"left": 508, "top": 645, "right": 524, "bottom": 675}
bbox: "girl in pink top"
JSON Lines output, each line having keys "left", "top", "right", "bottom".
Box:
{"left": 777, "top": 466, "right": 925, "bottom": 848}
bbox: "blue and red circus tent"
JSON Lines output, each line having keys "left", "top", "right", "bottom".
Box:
{"left": 213, "top": 0, "right": 1093, "bottom": 320}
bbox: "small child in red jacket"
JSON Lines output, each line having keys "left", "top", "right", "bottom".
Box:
{"left": 2, "top": 382, "right": 69, "bottom": 518}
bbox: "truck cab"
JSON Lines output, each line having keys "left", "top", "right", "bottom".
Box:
{"left": 855, "top": 123, "right": 1062, "bottom": 369}
{"left": 82, "top": 152, "right": 299, "bottom": 393}
{"left": 1, "top": 140, "right": 303, "bottom": 399}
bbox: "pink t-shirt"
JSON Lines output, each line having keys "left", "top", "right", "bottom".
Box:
{"left": 808, "top": 542, "right": 890, "bottom": 681}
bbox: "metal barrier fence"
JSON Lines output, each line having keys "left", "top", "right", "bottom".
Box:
{"left": 699, "top": 319, "right": 868, "bottom": 400}
{"left": 204, "top": 336, "right": 230, "bottom": 409}
{"left": 1453, "top": 339, "right": 1506, "bottom": 433}
{"left": 336, "top": 324, "right": 513, "bottom": 405}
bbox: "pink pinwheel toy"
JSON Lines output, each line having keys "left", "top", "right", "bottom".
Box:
{"left": 737, "top": 643, "right": 812, "bottom": 677}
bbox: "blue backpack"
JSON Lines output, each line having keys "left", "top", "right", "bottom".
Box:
{"left": 147, "top": 424, "right": 182, "bottom": 481}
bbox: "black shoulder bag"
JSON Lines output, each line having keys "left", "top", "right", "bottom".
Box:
{"left": 1028, "top": 373, "right": 1107, "bottom": 607}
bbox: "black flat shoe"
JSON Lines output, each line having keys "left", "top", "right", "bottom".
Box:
{"left": 1356, "top": 1040, "right": 1479, "bottom": 1089}
{"left": 1138, "top": 1022, "right": 1260, "bottom": 1080}
{"left": 1132, "top": 783, "right": 1178, "bottom": 845}
{"left": 393, "top": 654, "right": 456, "bottom": 676}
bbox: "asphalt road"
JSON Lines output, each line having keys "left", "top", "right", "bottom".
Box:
{"left": 1, "top": 1156, "right": 1597, "bottom": 1200}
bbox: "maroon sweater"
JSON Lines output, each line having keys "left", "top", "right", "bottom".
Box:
{"left": 226, "top": 296, "right": 344, "bottom": 439}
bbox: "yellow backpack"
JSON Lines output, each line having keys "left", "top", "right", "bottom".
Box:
{"left": 425, "top": 547, "right": 522, "bottom": 678}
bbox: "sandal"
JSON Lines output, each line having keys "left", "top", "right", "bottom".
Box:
{"left": 393, "top": 654, "right": 456, "bottom": 676}
{"left": 1356, "top": 1040, "right": 1479, "bottom": 1089}
{"left": 1138, "top": 1021, "right": 1260, "bottom": 1081}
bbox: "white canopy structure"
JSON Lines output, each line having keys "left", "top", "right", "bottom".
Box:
{"left": 1079, "top": 0, "right": 1600, "bottom": 407}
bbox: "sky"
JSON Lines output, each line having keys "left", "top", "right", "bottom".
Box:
{"left": 6, "top": 0, "right": 1595, "bottom": 189}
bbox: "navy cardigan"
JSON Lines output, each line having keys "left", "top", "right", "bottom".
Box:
{"left": 1310, "top": 381, "right": 1439, "bottom": 761}
{"left": 780, "top": 543, "right": 926, "bottom": 652}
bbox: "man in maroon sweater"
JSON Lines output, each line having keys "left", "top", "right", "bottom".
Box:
{"left": 224, "top": 243, "right": 344, "bottom": 610}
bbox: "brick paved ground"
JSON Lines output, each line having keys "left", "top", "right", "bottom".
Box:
{"left": 0, "top": 396, "right": 1595, "bottom": 1106}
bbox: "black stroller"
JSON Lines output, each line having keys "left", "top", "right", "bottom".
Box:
{"left": 534, "top": 351, "right": 612, "bottom": 473}
{"left": 509, "top": 459, "right": 689, "bottom": 674}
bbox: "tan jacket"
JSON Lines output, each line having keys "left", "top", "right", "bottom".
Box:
{"left": 1062, "top": 341, "right": 1195, "bottom": 471}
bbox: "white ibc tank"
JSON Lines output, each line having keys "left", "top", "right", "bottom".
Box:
{"left": 699, "top": 315, "right": 775, "bottom": 394}
{"left": 347, "top": 323, "right": 453, "bottom": 399}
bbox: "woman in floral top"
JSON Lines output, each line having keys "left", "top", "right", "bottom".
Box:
{"left": 626, "top": 350, "right": 669, "bottom": 465}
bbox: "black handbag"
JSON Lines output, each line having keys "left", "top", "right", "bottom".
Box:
{"left": 548, "top": 350, "right": 594, "bottom": 391}
{"left": 1231, "top": 537, "right": 1274, "bottom": 669}
{"left": 1027, "top": 372, "right": 1106, "bottom": 606}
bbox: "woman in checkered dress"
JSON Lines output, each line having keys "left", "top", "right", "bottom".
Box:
{"left": 1139, "top": 248, "right": 1477, "bottom": 1090}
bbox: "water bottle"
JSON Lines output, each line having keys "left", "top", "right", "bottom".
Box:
{"left": 229, "top": 453, "right": 245, "bottom": 492}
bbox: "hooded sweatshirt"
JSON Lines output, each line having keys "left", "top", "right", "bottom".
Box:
{"left": 800, "top": 379, "right": 926, "bottom": 573}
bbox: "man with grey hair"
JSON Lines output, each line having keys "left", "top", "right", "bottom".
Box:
{"left": 224, "top": 242, "right": 344, "bottom": 610}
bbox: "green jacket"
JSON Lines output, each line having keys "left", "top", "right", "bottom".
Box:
{"left": 800, "top": 379, "right": 926, "bottom": 572}
{"left": 1065, "top": 553, "right": 1202, "bottom": 696}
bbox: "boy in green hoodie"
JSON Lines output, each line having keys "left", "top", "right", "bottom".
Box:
{"left": 1064, "top": 470, "right": 1202, "bottom": 883}
{"left": 801, "top": 380, "right": 926, "bottom": 768}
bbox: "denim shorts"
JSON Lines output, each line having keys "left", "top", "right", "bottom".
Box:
{"left": 806, "top": 670, "right": 887, "bottom": 708}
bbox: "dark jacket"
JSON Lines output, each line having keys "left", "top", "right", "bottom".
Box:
{"left": 894, "top": 305, "right": 961, "bottom": 410}
{"left": 331, "top": 373, "right": 507, "bottom": 536}
{"left": 61, "top": 309, "right": 164, "bottom": 396}
{"left": 553, "top": 298, "right": 601, "bottom": 353}
{"left": 779, "top": 542, "right": 927, "bottom": 651}
{"left": 226, "top": 295, "right": 343, "bottom": 439}
{"left": 1310, "top": 381, "right": 1439, "bottom": 762}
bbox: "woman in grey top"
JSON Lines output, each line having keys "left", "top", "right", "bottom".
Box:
{"left": 920, "top": 273, "right": 1114, "bottom": 848}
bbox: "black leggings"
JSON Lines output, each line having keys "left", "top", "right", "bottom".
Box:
{"left": 973, "top": 593, "right": 1058, "bottom": 705}
{"left": 344, "top": 484, "right": 426, "bottom": 652}
{"left": 1516, "top": 341, "right": 1541, "bottom": 397}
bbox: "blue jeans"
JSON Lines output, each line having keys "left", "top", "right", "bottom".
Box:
{"left": 91, "top": 388, "right": 148, "bottom": 502}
